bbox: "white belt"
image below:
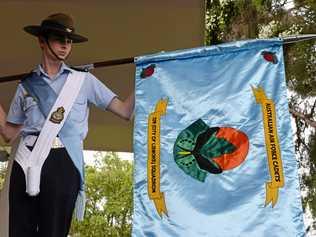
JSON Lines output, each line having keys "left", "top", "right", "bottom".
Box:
{"left": 24, "top": 135, "right": 64, "bottom": 149}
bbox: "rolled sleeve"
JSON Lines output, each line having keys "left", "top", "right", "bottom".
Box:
{"left": 7, "top": 84, "right": 26, "bottom": 125}
{"left": 85, "top": 73, "right": 117, "bottom": 110}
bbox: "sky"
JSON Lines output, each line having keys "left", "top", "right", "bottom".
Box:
{"left": 84, "top": 150, "right": 133, "bottom": 165}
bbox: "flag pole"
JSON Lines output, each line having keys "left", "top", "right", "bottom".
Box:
{"left": 73, "top": 57, "right": 134, "bottom": 71}
{"left": 283, "top": 34, "right": 316, "bottom": 44}
{"left": 0, "top": 34, "right": 315, "bottom": 84}
{"left": 0, "top": 57, "right": 134, "bottom": 84}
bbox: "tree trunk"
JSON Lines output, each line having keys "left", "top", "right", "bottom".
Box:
{"left": 289, "top": 108, "right": 316, "bottom": 128}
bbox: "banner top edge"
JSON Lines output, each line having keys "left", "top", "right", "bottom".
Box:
{"left": 135, "top": 38, "right": 283, "bottom": 66}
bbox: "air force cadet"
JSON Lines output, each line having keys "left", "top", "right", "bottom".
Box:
{"left": 0, "top": 13, "right": 134, "bottom": 237}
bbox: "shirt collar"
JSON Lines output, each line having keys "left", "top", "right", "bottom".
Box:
{"left": 33, "top": 62, "right": 73, "bottom": 78}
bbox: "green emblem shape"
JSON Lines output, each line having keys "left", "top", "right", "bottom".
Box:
{"left": 173, "top": 119, "right": 237, "bottom": 182}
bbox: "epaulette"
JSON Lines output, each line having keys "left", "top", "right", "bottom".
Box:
{"left": 20, "top": 71, "right": 35, "bottom": 83}
{"left": 19, "top": 71, "right": 34, "bottom": 97}
{"left": 70, "top": 66, "right": 89, "bottom": 72}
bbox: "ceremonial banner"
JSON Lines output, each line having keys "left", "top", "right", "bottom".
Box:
{"left": 132, "top": 39, "right": 305, "bottom": 237}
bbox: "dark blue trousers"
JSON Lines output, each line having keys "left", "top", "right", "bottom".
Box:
{"left": 9, "top": 148, "right": 80, "bottom": 237}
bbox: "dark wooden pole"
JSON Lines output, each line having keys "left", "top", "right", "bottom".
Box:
{"left": 1, "top": 34, "right": 316, "bottom": 84}
{"left": 0, "top": 57, "right": 134, "bottom": 84}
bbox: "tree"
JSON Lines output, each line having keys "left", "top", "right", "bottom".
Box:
{"left": 0, "top": 148, "right": 9, "bottom": 190}
{"left": 69, "top": 152, "right": 133, "bottom": 237}
{"left": 205, "top": 0, "right": 316, "bottom": 229}
{"left": 0, "top": 163, "right": 7, "bottom": 190}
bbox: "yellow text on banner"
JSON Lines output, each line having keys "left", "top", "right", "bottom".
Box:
{"left": 147, "top": 99, "right": 168, "bottom": 217}
{"left": 252, "top": 86, "right": 284, "bottom": 207}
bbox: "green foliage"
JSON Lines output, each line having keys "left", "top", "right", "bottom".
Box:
{"left": 0, "top": 146, "right": 8, "bottom": 190}
{"left": 205, "top": 0, "right": 239, "bottom": 44}
{"left": 69, "top": 152, "right": 133, "bottom": 237}
{"left": 285, "top": 41, "right": 316, "bottom": 96}
{"left": 0, "top": 163, "right": 7, "bottom": 190}
{"left": 304, "top": 132, "right": 316, "bottom": 219}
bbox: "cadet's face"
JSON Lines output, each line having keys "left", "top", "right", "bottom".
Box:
{"left": 40, "top": 34, "right": 72, "bottom": 60}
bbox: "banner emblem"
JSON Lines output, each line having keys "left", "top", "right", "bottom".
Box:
{"left": 173, "top": 119, "right": 249, "bottom": 182}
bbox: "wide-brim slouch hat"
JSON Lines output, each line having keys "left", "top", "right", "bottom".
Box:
{"left": 24, "top": 13, "right": 88, "bottom": 43}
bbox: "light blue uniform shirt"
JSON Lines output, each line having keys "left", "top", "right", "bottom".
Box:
{"left": 7, "top": 62, "right": 117, "bottom": 140}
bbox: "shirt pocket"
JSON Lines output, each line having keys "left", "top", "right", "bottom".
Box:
{"left": 22, "top": 96, "right": 38, "bottom": 112}
{"left": 69, "top": 97, "right": 87, "bottom": 123}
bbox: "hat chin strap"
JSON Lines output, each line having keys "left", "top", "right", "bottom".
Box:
{"left": 45, "top": 37, "right": 70, "bottom": 61}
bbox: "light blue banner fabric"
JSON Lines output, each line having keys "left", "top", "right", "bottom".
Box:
{"left": 132, "top": 39, "right": 305, "bottom": 237}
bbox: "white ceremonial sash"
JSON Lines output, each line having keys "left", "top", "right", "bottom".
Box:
{"left": 14, "top": 71, "right": 85, "bottom": 196}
